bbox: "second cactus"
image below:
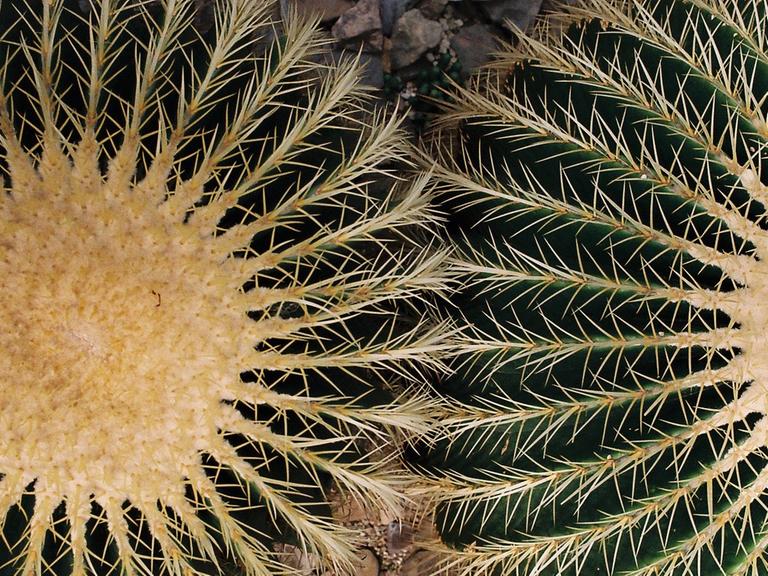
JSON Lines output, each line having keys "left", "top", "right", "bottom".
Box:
{"left": 415, "top": 0, "right": 768, "bottom": 574}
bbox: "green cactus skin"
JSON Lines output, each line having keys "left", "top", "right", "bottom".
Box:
{"left": 415, "top": 1, "right": 768, "bottom": 574}
{"left": 0, "top": 1, "right": 448, "bottom": 574}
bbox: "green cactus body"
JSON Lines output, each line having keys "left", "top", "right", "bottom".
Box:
{"left": 0, "top": 1, "right": 448, "bottom": 574}
{"left": 417, "top": 1, "right": 768, "bottom": 574}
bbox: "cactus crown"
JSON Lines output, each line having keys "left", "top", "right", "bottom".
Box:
{"left": 416, "top": 0, "right": 768, "bottom": 574}
{"left": 0, "top": 1, "right": 447, "bottom": 574}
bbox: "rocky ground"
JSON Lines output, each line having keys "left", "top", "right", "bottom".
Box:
{"left": 282, "top": 0, "right": 572, "bottom": 134}
{"left": 274, "top": 492, "right": 443, "bottom": 576}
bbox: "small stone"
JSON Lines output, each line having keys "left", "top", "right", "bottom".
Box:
{"left": 193, "top": 0, "right": 216, "bottom": 34}
{"left": 361, "top": 52, "right": 385, "bottom": 83}
{"left": 279, "top": 543, "right": 321, "bottom": 574}
{"left": 480, "top": 0, "right": 544, "bottom": 32}
{"left": 450, "top": 23, "right": 499, "bottom": 78}
{"left": 386, "top": 520, "right": 412, "bottom": 556}
{"left": 419, "top": 0, "right": 449, "bottom": 19}
{"left": 332, "top": 0, "right": 382, "bottom": 41}
{"left": 353, "top": 548, "right": 380, "bottom": 576}
{"left": 367, "top": 30, "right": 385, "bottom": 51}
{"left": 286, "top": 0, "right": 355, "bottom": 23}
{"left": 390, "top": 9, "right": 442, "bottom": 69}
{"left": 401, "top": 550, "right": 435, "bottom": 576}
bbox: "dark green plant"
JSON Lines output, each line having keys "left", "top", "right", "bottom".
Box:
{"left": 0, "top": 0, "right": 449, "bottom": 574}
{"left": 413, "top": 1, "right": 768, "bottom": 574}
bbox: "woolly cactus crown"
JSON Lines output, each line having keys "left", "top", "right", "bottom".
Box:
{"left": 0, "top": 0, "right": 447, "bottom": 574}
{"left": 413, "top": 0, "right": 768, "bottom": 574}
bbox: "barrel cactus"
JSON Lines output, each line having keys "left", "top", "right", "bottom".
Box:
{"left": 0, "top": 0, "right": 448, "bottom": 574}
{"left": 415, "top": 0, "right": 768, "bottom": 574}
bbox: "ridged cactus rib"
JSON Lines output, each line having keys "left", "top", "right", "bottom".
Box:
{"left": 417, "top": 0, "right": 768, "bottom": 575}
{"left": 0, "top": 1, "right": 448, "bottom": 574}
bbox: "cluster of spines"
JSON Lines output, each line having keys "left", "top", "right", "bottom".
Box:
{"left": 412, "top": 1, "right": 768, "bottom": 575}
{"left": 0, "top": 0, "right": 449, "bottom": 574}
{"left": 12, "top": 0, "right": 768, "bottom": 574}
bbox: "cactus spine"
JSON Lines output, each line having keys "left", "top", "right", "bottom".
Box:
{"left": 0, "top": 1, "right": 448, "bottom": 574}
{"left": 416, "top": 1, "right": 768, "bottom": 574}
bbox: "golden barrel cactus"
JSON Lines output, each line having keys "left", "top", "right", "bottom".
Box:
{"left": 412, "top": 0, "right": 768, "bottom": 574}
{"left": 0, "top": 0, "right": 447, "bottom": 574}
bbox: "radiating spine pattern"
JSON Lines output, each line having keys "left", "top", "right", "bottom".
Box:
{"left": 0, "top": 0, "right": 448, "bottom": 574}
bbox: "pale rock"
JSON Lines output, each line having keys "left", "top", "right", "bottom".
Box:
{"left": 332, "top": 0, "right": 382, "bottom": 41}
{"left": 390, "top": 9, "right": 442, "bottom": 69}
{"left": 386, "top": 520, "right": 412, "bottom": 557}
{"left": 276, "top": 543, "right": 320, "bottom": 574}
{"left": 401, "top": 550, "right": 436, "bottom": 576}
{"left": 450, "top": 23, "right": 499, "bottom": 77}
{"left": 418, "top": 0, "right": 449, "bottom": 18}
{"left": 353, "top": 549, "right": 380, "bottom": 576}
